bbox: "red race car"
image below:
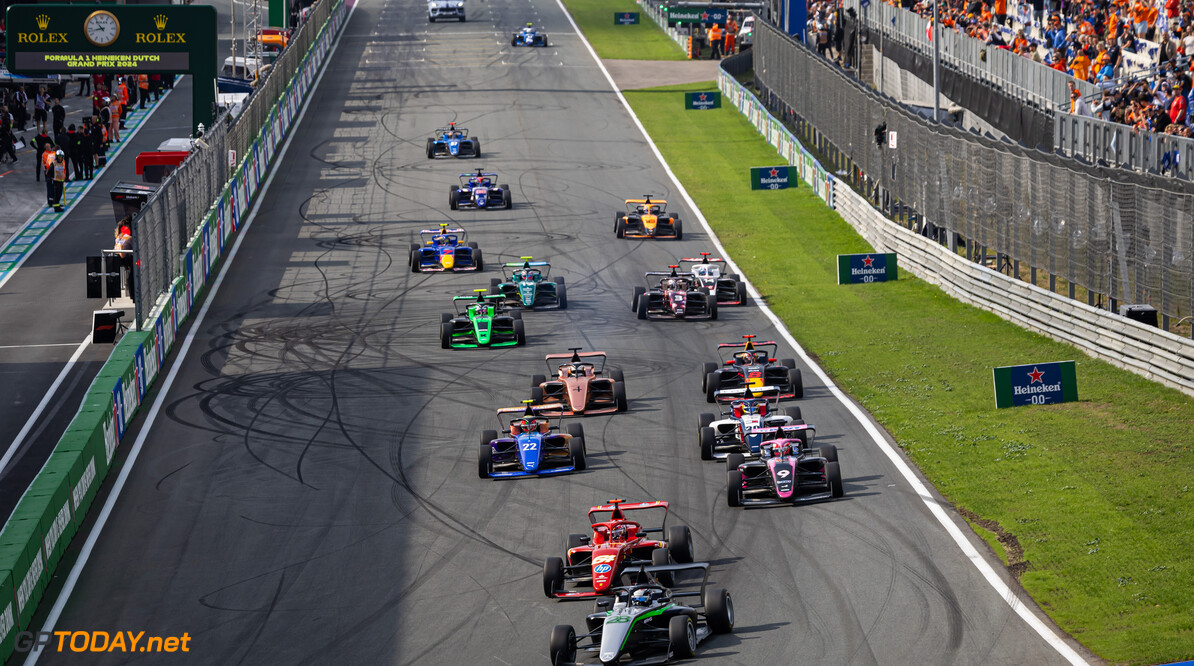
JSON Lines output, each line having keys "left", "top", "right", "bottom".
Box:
{"left": 543, "top": 499, "right": 694, "bottom": 599}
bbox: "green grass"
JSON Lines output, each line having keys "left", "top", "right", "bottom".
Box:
{"left": 625, "top": 81, "right": 1194, "bottom": 666}
{"left": 559, "top": 0, "right": 687, "bottom": 60}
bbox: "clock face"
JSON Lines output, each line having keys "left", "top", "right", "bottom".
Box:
{"left": 85, "top": 11, "right": 120, "bottom": 47}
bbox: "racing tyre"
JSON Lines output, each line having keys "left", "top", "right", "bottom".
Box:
{"left": 514, "top": 319, "right": 526, "bottom": 345}
{"left": 709, "top": 300, "right": 718, "bottom": 320}
{"left": 477, "top": 443, "right": 492, "bottom": 479}
{"left": 698, "top": 412, "right": 715, "bottom": 429}
{"left": 636, "top": 294, "right": 648, "bottom": 320}
{"left": 701, "top": 362, "right": 718, "bottom": 390}
{"left": 705, "top": 373, "right": 720, "bottom": 402}
{"left": 556, "top": 283, "right": 567, "bottom": 309}
{"left": 459, "top": 15, "right": 465, "bottom": 21}
{"left": 827, "top": 461, "right": 844, "bottom": 498}
{"left": 531, "top": 373, "right": 546, "bottom": 388}
{"left": 788, "top": 367, "right": 804, "bottom": 399}
{"left": 608, "top": 368, "right": 625, "bottom": 382}
{"left": 567, "top": 533, "right": 586, "bottom": 551}
{"left": 410, "top": 250, "right": 420, "bottom": 273}
{"left": 543, "top": 557, "right": 565, "bottom": 598}
{"left": 448, "top": 186, "right": 459, "bottom": 210}
{"left": 668, "top": 616, "right": 697, "bottom": 660}
{"left": 724, "top": 273, "right": 739, "bottom": 281}
{"left": 699, "top": 426, "right": 716, "bottom": 461}
{"left": 727, "top": 468, "right": 743, "bottom": 507}
{"left": 726, "top": 453, "right": 745, "bottom": 472}
{"left": 530, "top": 386, "right": 544, "bottom": 404}
{"left": 425, "top": 138, "right": 434, "bottom": 158}
{"left": 779, "top": 358, "right": 796, "bottom": 370}
{"left": 615, "top": 216, "right": 626, "bottom": 238}
{"left": 553, "top": 275, "right": 565, "bottom": 285}
{"left": 736, "top": 281, "right": 748, "bottom": 305}
{"left": 667, "top": 525, "right": 693, "bottom": 563}
{"left": 490, "top": 277, "right": 502, "bottom": 288}
{"left": 569, "top": 437, "right": 587, "bottom": 471}
{"left": 473, "top": 249, "right": 483, "bottom": 270}
{"left": 704, "top": 588, "right": 735, "bottom": 634}
{"left": 473, "top": 139, "right": 481, "bottom": 158}
{"left": 440, "top": 322, "right": 453, "bottom": 349}
{"left": 507, "top": 309, "right": 522, "bottom": 320}
{"left": 651, "top": 547, "right": 674, "bottom": 586}
{"left": 467, "top": 241, "right": 479, "bottom": 249}
{"left": 673, "top": 218, "right": 684, "bottom": 240}
{"left": 512, "top": 36, "right": 518, "bottom": 46}
{"left": 480, "top": 429, "right": 498, "bottom": 447}
{"left": 429, "top": 15, "right": 435, "bottom": 22}
{"left": 631, "top": 286, "right": 645, "bottom": 312}
{"left": 784, "top": 406, "right": 802, "bottom": 421}
{"left": 501, "top": 185, "right": 512, "bottom": 208}
{"left": 566, "top": 422, "right": 584, "bottom": 443}
{"left": 549, "top": 625, "right": 576, "bottom": 666}
{"left": 818, "top": 443, "right": 838, "bottom": 463}
{"left": 613, "top": 381, "right": 628, "bottom": 412}
{"left": 440, "top": 312, "right": 453, "bottom": 324}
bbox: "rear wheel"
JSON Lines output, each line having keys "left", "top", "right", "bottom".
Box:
{"left": 701, "top": 362, "right": 718, "bottom": 390}
{"left": 490, "top": 277, "right": 502, "bottom": 288}
{"left": 789, "top": 367, "right": 804, "bottom": 399}
{"left": 631, "top": 286, "right": 645, "bottom": 312}
{"left": 514, "top": 319, "right": 526, "bottom": 345}
{"left": 567, "top": 533, "right": 586, "bottom": 551}
{"left": 440, "top": 313, "right": 453, "bottom": 324}
{"left": 709, "top": 299, "right": 717, "bottom": 320}
{"left": 651, "top": 547, "right": 673, "bottom": 586}
{"left": 467, "top": 241, "right": 479, "bottom": 249}
{"left": 425, "top": 138, "right": 434, "bottom": 158}
{"left": 549, "top": 625, "right": 576, "bottom": 666}
{"left": 615, "top": 215, "right": 626, "bottom": 238}
{"left": 666, "top": 525, "right": 693, "bottom": 563}
{"left": 440, "top": 322, "right": 453, "bottom": 349}
{"left": 477, "top": 443, "right": 492, "bottom": 478}
{"left": 779, "top": 358, "right": 796, "bottom": 369}
{"left": 556, "top": 282, "right": 567, "bottom": 309}
{"left": 459, "top": 15, "right": 465, "bottom": 21}
{"left": 827, "top": 461, "right": 844, "bottom": 497}
{"left": 569, "top": 437, "right": 587, "bottom": 471}
{"left": 698, "top": 412, "right": 715, "bottom": 428}
{"left": 636, "top": 294, "right": 648, "bottom": 320}
{"left": 613, "top": 381, "right": 628, "bottom": 412}
{"left": 818, "top": 443, "right": 838, "bottom": 463}
{"left": 410, "top": 250, "right": 420, "bottom": 273}
{"left": 553, "top": 275, "right": 565, "bottom": 285}
{"left": 727, "top": 469, "right": 743, "bottom": 507}
{"left": 530, "top": 386, "right": 544, "bottom": 404}
{"left": 705, "top": 373, "right": 719, "bottom": 402}
{"left": 543, "top": 557, "right": 565, "bottom": 598}
{"left": 784, "top": 406, "right": 802, "bottom": 421}
{"left": 699, "top": 426, "right": 716, "bottom": 460}
{"left": 531, "top": 374, "right": 546, "bottom": 387}
{"left": 501, "top": 185, "right": 513, "bottom": 208}
{"left": 668, "top": 615, "right": 696, "bottom": 659}
{"left": 705, "top": 589, "right": 735, "bottom": 633}
{"left": 673, "top": 218, "right": 684, "bottom": 240}
{"left": 429, "top": 15, "right": 435, "bottom": 22}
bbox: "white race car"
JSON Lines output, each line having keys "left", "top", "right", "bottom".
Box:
{"left": 428, "top": 0, "right": 464, "bottom": 22}
{"left": 697, "top": 386, "right": 808, "bottom": 461}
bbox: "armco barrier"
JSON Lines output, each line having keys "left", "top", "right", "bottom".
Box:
{"left": 719, "top": 62, "right": 1194, "bottom": 398}
{"left": 0, "top": 1, "right": 349, "bottom": 661}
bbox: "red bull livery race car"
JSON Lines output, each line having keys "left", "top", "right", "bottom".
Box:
{"left": 410, "top": 223, "right": 483, "bottom": 272}
{"left": 703, "top": 335, "right": 801, "bottom": 402}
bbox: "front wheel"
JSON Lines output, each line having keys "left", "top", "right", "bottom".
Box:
{"left": 701, "top": 362, "right": 718, "bottom": 390}
{"left": 727, "top": 468, "right": 743, "bottom": 507}
{"left": 673, "top": 218, "right": 684, "bottom": 240}
{"left": 705, "top": 372, "right": 719, "bottom": 402}
{"left": 473, "top": 248, "right": 484, "bottom": 270}
{"left": 501, "top": 185, "right": 513, "bottom": 208}
{"left": 631, "top": 286, "right": 645, "bottom": 312}
{"left": 477, "top": 443, "right": 492, "bottom": 479}
{"left": 736, "top": 281, "right": 747, "bottom": 304}
{"left": 440, "top": 322, "right": 453, "bottom": 349}
{"left": 549, "top": 625, "right": 576, "bottom": 666}
{"left": 473, "top": 139, "right": 481, "bottom": 158}
{"left": 636, "top": 294, "right": 648, "bottom": 320}
{"left": 556, "top": 282, "right": 567, "bottom": 309}
{"left": 425, "top": 138, "right": 434, "bottom": 158}
{"left": 613, "top": 381, "right": 628, "bottom": 412}
{"left": 668, "top": 615, "right": 697, "bottom": 659}
{"left": 699, "top": 426, "right": 716, "bottom": 460}
{"left": 514, "top": 319, "right": 526, "bottom": 345}
{"left": 530, "top": 386, "right": 544, "bottom": 404}
{"left": 705, "top": 588, "right": 735, "bottom": 633}
{"left": 543, "top": 557, "right": 565, "bottom": 598}
{"left": 569, "top": 437, "right": 587, "bottom": 471}
{"left": 827, "top": 461, "right": 844, "bottom": 497}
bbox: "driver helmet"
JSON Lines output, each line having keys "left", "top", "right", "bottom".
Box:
{"left": 734, "top": 351, "right": 753, "bottom": 364}
{"left": 611, "top": 524, "right": 629, "bottom": 542}
{"left": 631, "top": 588, "right": 653, "bottom": 607}
{"left": 526, "top": 22, "right": 534, "bottom": 27}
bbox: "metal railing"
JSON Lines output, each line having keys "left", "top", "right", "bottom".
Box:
{"left": 1055, "top": 111, "right": 1194, "bottom": 180}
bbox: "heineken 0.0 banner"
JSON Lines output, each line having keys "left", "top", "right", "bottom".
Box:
{"left": 615, "top": 12, "right": 640, "bottom": 24}
{"left": 992, "top": 361, "right": 1078, "bottom": 408}
{"left": 664, "top": 6, "right": 728, "bottom": 25}
{"left": 751, "top": 166, "right": 793, "bottom": 190}
{"left": 685, "top": 91, "right": 720, "bottom": 110}
{"left": 837, "top": 253, "right": 897, "bottom": 284}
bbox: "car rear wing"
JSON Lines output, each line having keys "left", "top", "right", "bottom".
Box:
{"left": 713, "top": 385, "right": 781, "bottom": 402}
{"left": 748, "top": 424, "right": 815, "bottom": 437}
{"left": 494, "top": 404, "right": 568, "bottom": 429}
{"left": 420, "top": 227, "right": 466, "bottom": 235}
{"left": 459, "top": 172, "right": 498, "bottom": 178}
{"left": 618, "top": 562, "right": 711, "bottom": 595}
{"left": 716, "top": 340, "right": 779, "bottom": 350}
{"left": 434, "top": 126, "right": 468, "bottom": 136}
{"left": 504, "top": 261, "right": 549, "bottom": 268}
{"left": 588, "top": 499, "right": 669, "bottom": 527}
{"left": 679, "top": 256, "right": 726, "bottom": 264}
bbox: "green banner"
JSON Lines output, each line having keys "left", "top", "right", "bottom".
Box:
{"left": 750, "top": 166, "right": 793, "bottom": 190}
{"left": 614, "top": 11, "right": 640, "bottom": 24}
{"left": 837, "top": 253, "right": 897, "bottom": 284}
{"left": 685, "top": 91, "right": 720, "bottom": 110}
{"left": 993, "top": 361, "right": 1078, "bottom": 408}
{"left": 0, "top": 569, "right": 14, "bottom": 657}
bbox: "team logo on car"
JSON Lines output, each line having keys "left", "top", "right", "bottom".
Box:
{"left": 593, "top": 554, "right": 617, "bottom": 564}
{"left": 593, "top": 564, "right": 612, "bottom": 574}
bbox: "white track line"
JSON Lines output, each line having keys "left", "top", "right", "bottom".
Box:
{"left": 551, "top": 3, "right": 1089, "bottom": 664}
{"left": 0, "top": 335, "right": 91, "bottom": 476}
{"left": 22, "top": 3, "right": 359, "bottom": 662}
{"left": 0, "top": 343, "right": 83, "bottom": 349}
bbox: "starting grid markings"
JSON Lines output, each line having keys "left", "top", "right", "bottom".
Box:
{"left": 0, "top": 94, "right": 166, "bottom": 281}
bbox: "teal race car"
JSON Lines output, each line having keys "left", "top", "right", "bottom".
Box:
{"left": 441, "top": 289, "right": 526, "bottom": 349}
{"left": 488, "top": 256, "right": 566, "bottom": 310}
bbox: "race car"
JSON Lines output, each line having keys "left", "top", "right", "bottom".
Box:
{"left": 726, "top": 437, "right": 843, "bottom": 507}
{"left": 614, "top": 196, "right": 682, "bottom": 240}
{"left": 409, "top": 223, "right": 483, "bottom": 272}
{"left": 548, "top": 563, "right": 733, "bottom": 666}
{"left": 631, "top": 266, "right": 716, "bottom": 320}
{"left": 703, "top": 335, "right": 801, "bottom": 402}
{"left": 512, "top": 21, "right": 549, "bottom": 46}
{"left": 479, "top": 402, "right": 586, "bottom": 479}
{"left": 543, "top": 499, "right": 693, "bottom": 599}
{"left": 427, "top": 0, "right": 465, "bottom": 21}
{"left": 697, "top": 386, "right": 807, "bottom": 460}
{"left": 488, "top": 256, "right": 565, "bottom": 309}
{"left": 449, "top": 169, "right": 512, "bottom": 210}
{"left": 426, "top": 122, "right": 479, "bottom": 158}
{"left": 680, "top": 253, "right": 747, "bottom": 305}
{"left": 530, "top": 348, "right": 627, "bottom": 416}
{"left": 440, "top": 289, "right": 525, "bottom": 348}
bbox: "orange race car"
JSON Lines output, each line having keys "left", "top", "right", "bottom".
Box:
{"left": 531, "top": 348, "right": 627, "bottom": 415}
{"left": 614, "top": 196, "right": 683, "bottom": 240}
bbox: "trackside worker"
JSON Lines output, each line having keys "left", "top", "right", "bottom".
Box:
{"left": 708, "top": 23, "right": 723, "bottom": 59}
{"left": 138, "top": 75, "right": 149, "bottom": 109}
{"left": 49, "top": 150, "right": 67, "bottom": 212}
{"left": 724, "top": 25, "right": 736, "bottom": 55}
{"left": 108, "top": 97, "right": 121, "bottom": 144}
{"left": 117, "top": 78, "right": 129, "bottom": 129}
{"left": 40, "top": 142, "right": 55, "bottom": 184}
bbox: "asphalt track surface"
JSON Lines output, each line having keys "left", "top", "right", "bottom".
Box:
{"left": 39, "top": 0, "right": 1090, "bottom": 664}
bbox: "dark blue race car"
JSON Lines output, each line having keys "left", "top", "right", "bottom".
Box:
{"left": 479, "top": 402, "right": 586, "bottom": 479}
{"left": 512, "top": 22, "right": 549, "bottom": 47}
{"left": 410, "top": 223, "right": 483, "bottom": 272}
{"left": 426, "top": 122, "right": 480, "bottom": 158}
{"left": 450, "top": 169, "right": 513, "bottom": 210}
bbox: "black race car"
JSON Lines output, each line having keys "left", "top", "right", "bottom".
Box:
{"left": 631, "top": 266, "right": 716, "bottom": 321}
{"left": 726, "top": 437, "right": 843, "bottom": 507}
{"left": 680, "top": 253, "right": 747, "bottom": 306}
{"left": 703, "top": 335, "right": 802, "bottom": 402}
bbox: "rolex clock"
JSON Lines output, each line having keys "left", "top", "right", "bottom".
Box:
{"left": 84, "top": 10, "right": 120, "bottom": 47}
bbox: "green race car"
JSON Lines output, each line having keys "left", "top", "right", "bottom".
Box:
{"left": 488, "top": 256, "right": 566, "bottom": 310}
{"left": 441, "top": 289, "right": 526, "bottom": 349}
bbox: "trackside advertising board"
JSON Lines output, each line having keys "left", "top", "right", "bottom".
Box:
{"left": 750, "top": 166, "right": 793, "bottom": 190}
{"left": 615, "top": 12, "right": 640, "bottom": 24}
{"left": 992, "top": 361, "right": 1078, "bottom": 408}
{"left": 685, "top": 91, "right": 720, "bottom": 109}
{"left": 837, "top": 253, "right": 897, "bottom": 284}
{"left": 664, "top": 6, "right": 728, "bottom": 25}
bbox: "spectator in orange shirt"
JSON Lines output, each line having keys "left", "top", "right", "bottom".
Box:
{"left": 1070, "top": 50, "right": 1092, "bottom": 81}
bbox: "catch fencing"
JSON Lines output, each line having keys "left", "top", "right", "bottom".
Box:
{"left": 134, "top": 0, "right": 336, "bottom": 326}
{"left": 1055, "top": 111, "right": 1194, "bottom": 182}
{"left": 753, "top": 18, "right": 1194, "bottom": 331}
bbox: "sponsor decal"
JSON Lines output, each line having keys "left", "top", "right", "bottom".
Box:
{"left": 593, "top": 564, "right": 612, "bottom": 574}
{"left": 16, "top": 550, "right": 45, "bottom": 614}
{"left": 592, "top": 554, "right": 617, "bottom": 564}
{"left": 614, "top": 12, "right": 640, "bottom": 24}
{"left": 992, "top": 361, "right": 1078, "bottom": 408}
{"left": 103, "top": 412, "right": 118, "bottom": 464}
{"left": 836, "top": 253, "right": 898, "bottom": 284}
{"left": 71, "top": 458, "right": 97, "bottom": 511}
{"left": 750, "top": 165, "right": 793, "bottom": 190}
{"left": 0, "top": 603, "right": 14, "bottom": 650}
{"left": 112, "top": 378, "right": 125, "bottom": 439}
{"left": 43, "top": 500, "right": 73, "bottom": 559}
{"left": 685, "top": 91, "right": 721, "bottom": 110}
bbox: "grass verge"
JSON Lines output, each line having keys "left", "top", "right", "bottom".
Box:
{"left": 624, "top": 81, "right": 1194, "bottom": 665}
{"left": 559, "top": 0, "right": 687, "bottom": 60}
